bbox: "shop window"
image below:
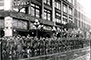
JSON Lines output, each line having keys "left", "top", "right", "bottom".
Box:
{"left": 22, "top": 21, "right": 28, "bottom": 29}
{"left": 13, "top": 19, "right": 28, "bottom": 29}
{"left": 18, "top": 21, "right": 23, "bottom": 29}
{"left": 12, "top": 19, "right": 18, "bottom": 28}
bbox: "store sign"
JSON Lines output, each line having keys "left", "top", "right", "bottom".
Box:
{"left": 4, "top": 16, "right": 13, "bottom": 36}
{"left": 13, "top": 0, "right": 30, "bottom": 8}
{"left": 43, "top": 26, "right": 52, "bottom": 31}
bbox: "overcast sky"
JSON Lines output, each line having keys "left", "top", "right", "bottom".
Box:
{"left": 78, "top": 0, "right": 91, "bottom": 19}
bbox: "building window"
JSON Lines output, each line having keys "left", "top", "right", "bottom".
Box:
{"left": 74, "top": 19, "right": 77, "bottom": 26}
{"left": 63, "top": 4, "right": 67, "bottom": 13}
{"left": 63, "top": 18, "right": 67, "bottom": 22}
{"left": 77, "top": 20, "right": 79, "bottom": 27}
{"left": 14, "top": 7, "right": 28, "bottom": 14}
{"left": 68, "top": 0, "right": 72, "bottom": 3}
{"left": 44, "top": 9, "right": 52, "bottom": 21}
{"left": 74, "top": 9, "right": 77, "bottom": 18}
{"left": 69, "top": 20, "right": 73, "bottom": 23}
{"left": 20, "top": 8, "right": 26, "bottom": 13}
{"left": 55, "top": 12, "right": 61, "bottom": 23}
{"left": 44, "top": 0, "right": 51, "bottom": 6}
{"left": 31, "top": 3, "right": 40, "bottom": 18}
{"left": 63, "top": 15, "right": 67, "bottom": 22}
{"left": 69, "top": 7, "right": 72, "bottom": 15}
{"left": 0, "top": 0, "right": 4, "bottom": 10}
{"left": 55, "top": 1, "right": 61, "bottom": 10}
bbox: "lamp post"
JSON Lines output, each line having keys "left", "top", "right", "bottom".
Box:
{"left": 34, "top": 19, "right": 40, "bottom": 37}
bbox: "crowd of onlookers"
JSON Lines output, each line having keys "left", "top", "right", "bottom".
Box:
{"left": 1, "top": 34, "right": 88, "bottom": 60}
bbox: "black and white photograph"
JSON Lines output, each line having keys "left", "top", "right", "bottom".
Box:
{"left": 0, "top": 0, "right": 90, "bottom": 60}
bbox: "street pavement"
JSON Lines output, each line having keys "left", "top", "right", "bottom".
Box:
{"left": 73, "top": 53, "right": 90, "bottom": 60}
{"left": 1, "top": 47, "right": 90, "bottom": 60}
{"left": 19, "top": 47, "right": 90, "bottom": 60}
{"left": 73, "top": 47, "right": 90, "bottom": 60}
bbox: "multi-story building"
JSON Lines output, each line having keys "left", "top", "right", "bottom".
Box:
{"left": 0, "top": 0, "right": 4, "bottom": 10}
{"left": 74, "top": 0, "right": 91, "bottom": 38}
{"left": 74, "top": 0, "right": 91, "bottom": 30}
{"left": 0, "top": 0, "right": 91, "bottom": 37}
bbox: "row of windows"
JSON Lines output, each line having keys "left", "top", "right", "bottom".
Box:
{"left": 74, "top": 18, "right": 90, "bottom": 30}
{"left": 0, "top": 19, "right": 28, "bottom": 30}
{"left": 13, "top": 1, "right": 73, "bottom": 22}
{"left": 55, "top": 0, "right": 72, "bottom": 15}
{"left": 74, "top": 9, "right": 86, "bottom": 21}
{"left": 63, "top": 4, "right": 72, "bottom": 15}
{"left": 55, "top": 0, "right": 61, "bottom": 23}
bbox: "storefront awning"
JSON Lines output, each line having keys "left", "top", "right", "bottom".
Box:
{"left": 64, "top": 23, "right": 77, "bottom": 28}
{"left": 0, "top": 10, "right": 54, "bottom": 26}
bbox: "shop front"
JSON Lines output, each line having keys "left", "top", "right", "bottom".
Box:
{"left": 29, "top": 22, "right": 53, "bottom": 38}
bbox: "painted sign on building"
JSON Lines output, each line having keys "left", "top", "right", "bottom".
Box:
{"left": 12, "top": 0, "right": 30, "bottom": 8}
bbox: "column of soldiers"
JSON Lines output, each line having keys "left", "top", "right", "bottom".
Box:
{"left": 1, "top": 35, "right": 87, "bottom": 60}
